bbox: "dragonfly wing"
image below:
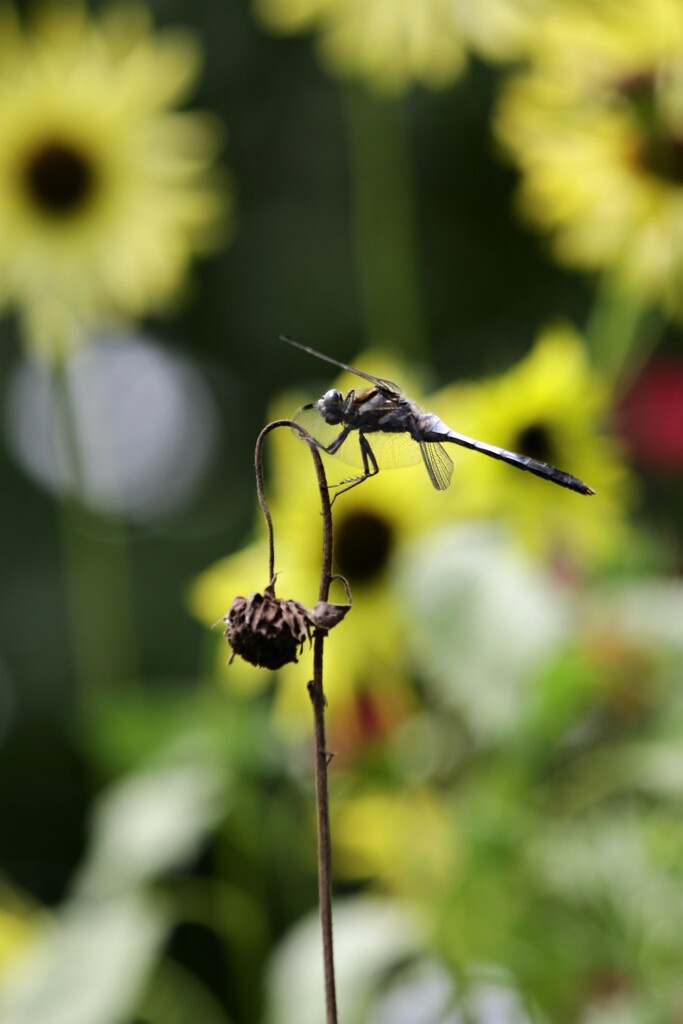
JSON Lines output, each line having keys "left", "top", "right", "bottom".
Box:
{"left": 363, "top": 431, "right": 424, "bottom": 470}
{"left": 419, "top": 441, "right": 453, "bottom": 491}
{"left": 292, "top": 404, "right": 366, "bottom": 468}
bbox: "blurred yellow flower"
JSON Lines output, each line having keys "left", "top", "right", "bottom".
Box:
{"left": 333, "top": 787, "right": 456, "bottom": 897}
{"left": 0, "top": 885, "right": 42, "bottom": 990}
{"left": 496, "top": 0, "right": 683, "bottom": 316}
{"left": 0, "top": 2, "right": 226, "bottom": 361}
{"left": 190, "top": 353, "right": 448, "bottom": 743}
{"left": 457, "top": 0, "right": 551, "bottom": 63}
{"left": 254, "top": 0, "right": 469, "bottom": 94}
{"left": 432, "top": 325, "right": 631, "bottom": 566}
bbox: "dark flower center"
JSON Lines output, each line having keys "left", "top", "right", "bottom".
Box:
{"left": 617, "top": 70, "right": 659, "bottom": 113}
{"left": 617, "top": 72, "right": 683, "bottom": 185}
{"left": 637, "top": 133, "right": 683, "bottom": 185}
{"left": 334, "top": 509, "right": 394, "bottom": 584}
{"left": 514, "top": 421, "right": 556, "bottom": 463}
{"left": 22, "top": 140, "right": 97, "bottom": 216}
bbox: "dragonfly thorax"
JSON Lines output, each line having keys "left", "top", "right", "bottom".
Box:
{"left": 317, "top": 389, "right": 346, "bottom": 425}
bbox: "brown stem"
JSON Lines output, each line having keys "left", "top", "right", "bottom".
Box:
{"left": 254, "top": 419, "right": 338, "bottom": 1024}
{"left": 254, "top": 419, "right": 333, "bottom": 591}
{"left": 308, "top": 651, "right": 337, "bottom": 1024}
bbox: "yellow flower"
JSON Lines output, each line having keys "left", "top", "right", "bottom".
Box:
{"left": 190, "top": 352, "right": 448, "bottom": 742}
{"left": 0, "top": 2, "right": 226, "bottom": 361}
{"left": 431, "top": 325, "right": 631, "bottom": 566}
{"left": 333, "top": 787, "right": 456, "bottom": 897}
{"left": 496, "top": 0, "right": 683, "bottom": 316}
{"left": 0, "top": 885, "right": 43, "bottom": 990}
{"left": 254, "top": 0, "right": 469, "bottom": 94}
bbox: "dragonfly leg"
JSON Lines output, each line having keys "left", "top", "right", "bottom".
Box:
{"left": 328, "top": 434, "right": 379, "bottom": 501}
{"left": 325, "top": 425, "right": 353, "bottom": 456}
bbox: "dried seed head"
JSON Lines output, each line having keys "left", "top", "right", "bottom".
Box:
{"left": 222, "top": 583, "right": 350, "bottom": 670}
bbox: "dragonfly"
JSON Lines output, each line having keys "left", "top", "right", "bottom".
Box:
{"left": 284, "top": 336, "right": 595, "bottom": 497}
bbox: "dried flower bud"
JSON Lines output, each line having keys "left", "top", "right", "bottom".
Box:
{"left": 222, "top": 582, "right": 350, "bottom": 670}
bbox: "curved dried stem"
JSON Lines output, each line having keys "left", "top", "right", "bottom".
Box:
{"left": 254, "top": 419, "right": 333, "bottom": 600}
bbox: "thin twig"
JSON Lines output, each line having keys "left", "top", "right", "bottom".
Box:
{"left": 308, "top": 646, "right": 337, "bottom": 1024}
{"left": 255, "top": 419, "right": 333, "bottom": 587}
{"left": 254, "top": 419, "right": 338, "bottom": 1024}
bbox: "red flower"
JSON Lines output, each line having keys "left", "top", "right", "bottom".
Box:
{"left": 617, "top": 358, "right": 683, "bottom": 471}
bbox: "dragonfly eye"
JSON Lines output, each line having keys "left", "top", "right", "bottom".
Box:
{"left": 318, "top": 389, "right": 345, "bottom": 424}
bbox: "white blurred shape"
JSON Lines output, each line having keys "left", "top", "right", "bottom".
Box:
{"left": 397, "top": 525, "right": 570, "bottom": 739}
{"left": 265, "top": 898, "right": 425, "bottom": 1024}
{"left": 4, "top": 332, "right": 219, "bottom": 522}
{"left": 74, "top": 754, "right": 227, "bottom": 898}
{"left": 370, "top": 958, "right": 458, "bottom": 1024}
{"left": 0, "top": 894, "right": 167, "bottom": 1024}
{"left": 372, "top": 961, "right": 533, "bottom": 1024}
{"left": 266, "top": 896, "right": 533, "bottom": 1024}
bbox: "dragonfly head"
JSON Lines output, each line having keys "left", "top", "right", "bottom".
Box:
{"left": 317, "top": 388, "right": 346, "bottom": 425}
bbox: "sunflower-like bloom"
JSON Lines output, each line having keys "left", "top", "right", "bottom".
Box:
{"left": 190, "top": 353, "right": 448, "bottom": 743}
{"left": 496, "top": 0, "right": 683, "bottom": 316}
{"left": 0, "top": 3, "right": 226, "bottom": 361}
{"left": 432, "top": 325, "right": 631, "bottom": 566}
{"left": 253, "top": 0, "right": 469, "bottom": 94}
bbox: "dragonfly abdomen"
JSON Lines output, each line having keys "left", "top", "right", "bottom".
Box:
{"left": 433, "top": 426, "right": 594, "bottom": 495}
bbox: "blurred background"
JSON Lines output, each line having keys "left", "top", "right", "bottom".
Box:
{"left": 2, "top": 1, "right": 683, "bottom": 1022}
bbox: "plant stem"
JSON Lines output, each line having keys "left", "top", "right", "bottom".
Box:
{"left": 585, "top": 277, "right": 663, "bottom": 389}
{"left": 308, "top": 657, "right": 337, "bottom": 1024}
{"left": 254, "top": 420, "right": 338, "bottom": 1024}
{"left": 49, "top": 362, "right": 138, "bottom": 713}
{"left": 344, "top": 86, "right": 426, "bottom": 358}
{"left": 308, "top": 419, "right": 337, "bottom": 1024}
